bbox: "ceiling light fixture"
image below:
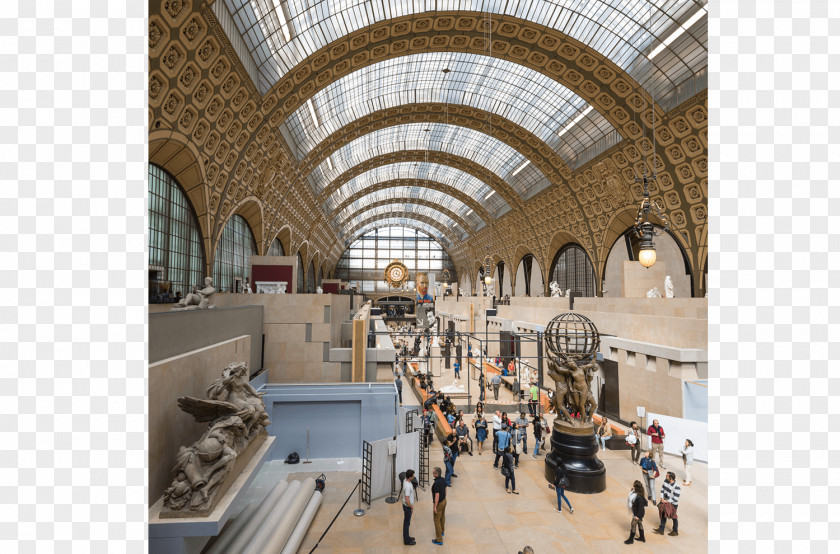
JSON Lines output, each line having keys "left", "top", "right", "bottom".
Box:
{"left": 632, "top": 174, "right": 670, "bottom": 268}
{"left": 511, "top": 160, "right": 530, "bottom": 177}
{"left": 648, "top": 8, "right": 707, "bottom": 60}
{"left": 326, "top": 156, "right": 333, "bottom": 171}
{"left": 466, "top": 209, "right": 473, "bottom": 216}
{"left": 557, "top": 106, "right": 593, "bottom": 138}
{"left": 307, "top": 98, "right": 319, "bottom": 127}
{"left": 484, "top": 190, "right": 495, "bottom": 200}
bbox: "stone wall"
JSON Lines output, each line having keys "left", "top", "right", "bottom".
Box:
{"left": 148, "top": 335, "right": 251, "bottom": 506}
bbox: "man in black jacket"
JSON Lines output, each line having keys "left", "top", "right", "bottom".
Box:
{"left": 431, "top": 467, "right": 447, "bottom": 545}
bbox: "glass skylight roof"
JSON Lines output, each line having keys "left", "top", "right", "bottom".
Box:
{"left": 221, "top": 0, "right": 707, "bottom": 101}
{"left": 308, "top": 123, "right": 544, "bottom": 200}
{"left": 283, "top": 53, "right": 614, "bottom": 166}
{"left": 348, "top": 218, "right": 458, "bottom": 245}
{"left": 333, "top": 187, "right": 482, "bottom": 230}
{"left": 343, "top": 203, "right": 461, "bottom": 233}
{"left": 321, "top": 162, "right": 510, "bottom": 217}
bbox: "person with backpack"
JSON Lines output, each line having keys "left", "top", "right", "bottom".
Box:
{"left": 501, "top": 445, "right": 519, "bottom": 494}
{"left": 548, "top": 463, "right": 574, "bottom": 514}
{"left": 624, "top": 480, "right": 648, "bottom": 544}
{"left": 640, "top": 450, "right": 660, "bottom": 504}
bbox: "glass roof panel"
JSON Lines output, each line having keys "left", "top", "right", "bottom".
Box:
{"left": 333, "top": 187, "right": 481, "bottom": 229}
{"left": 321, "top": 162, "right": 510, "bottom": 217}
{"left": 307, "top": 123, "right": 543, "bottom": 200}
{"left": 282, "top": 52, "right": 614, "bottom": 166}
{"left": 348, "top": 218, "right": 457, "bottom": 245}
{"left": 342, "top": 202, "right": 460, "bottom": 233}
{"left": 221, "top": 0, "right": 707, "bottom": 100}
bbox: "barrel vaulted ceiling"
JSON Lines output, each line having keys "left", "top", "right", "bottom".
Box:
{"left": 149, "top": 0, "right": 708, "bottom": 294}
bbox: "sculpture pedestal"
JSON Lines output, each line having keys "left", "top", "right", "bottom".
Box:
{"left": 543, "top": 423, "right": 606, "bottom": 494}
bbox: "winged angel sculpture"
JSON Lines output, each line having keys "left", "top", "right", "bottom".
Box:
{"left": 163, "top": 362, "right": 270, "bottom": 514}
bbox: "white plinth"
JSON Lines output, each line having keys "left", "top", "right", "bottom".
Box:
{"left": 149, "top": 437, "right": 275, "bottom": 553}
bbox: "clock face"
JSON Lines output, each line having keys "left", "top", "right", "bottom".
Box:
{"left": 384, "top": 260, "right": 409, "bottom": 288}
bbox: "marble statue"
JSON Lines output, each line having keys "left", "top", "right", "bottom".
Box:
{"left": 163, "top": 362, "right": 270, "bottom": 515}
{"left": 565, "top": 289, "right": 571, "bottom": 298}
{"left": 549, "top": 281, "right": 562, "bottom": 297}
{"left": 172, "top": 277, "right": 216, "bottom": 310}
{"left": 646, "top": 287, "right": 662, "bottom": 298}
{"left": 316, "top": 286, "right": 323, "bottom": 294}
{"left": 243, "top": 279, "right": 251, "bottom": 294}
{"left": 665, "top": 275, "right": 674, "bottom": 298}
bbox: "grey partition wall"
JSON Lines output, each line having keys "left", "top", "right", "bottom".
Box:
{"left": 259, "top": 383, "right": 398, "bottom": 461}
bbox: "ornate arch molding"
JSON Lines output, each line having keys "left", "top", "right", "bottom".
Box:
{"left": 315, "top": 150, "right": 522, "bottom": 211}
{"left": 262, "top": 12, "right": 662, "bottom": 141}
{"left": 299, "top": 103, "right": 572, "bottom": 180}
{"left": 265, "top": 224, "right": 292, "bottom": 256}
{"left": 343, "top": 213, "right": 460, "bottom": 245}
{"left": 326, "top": 179, "right": 492, "bottom": 224}
{"left": 210, "top": 196, "right": 264, "bottom": 266}
{"left": 334, "top": 198, "right": 475, "bottom": 235}
{"left": 149, "top": 132, "right": 212, "bottom": 270}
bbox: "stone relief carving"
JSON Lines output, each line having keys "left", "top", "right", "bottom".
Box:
{"left": 163, "top": 362, "right": 269, "bottom": 515}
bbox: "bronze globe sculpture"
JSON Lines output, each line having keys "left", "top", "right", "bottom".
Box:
{"left": 543, "top": 313, "right": 606, "bottom": 494}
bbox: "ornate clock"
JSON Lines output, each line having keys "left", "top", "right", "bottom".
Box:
{"left": 384, "top": 260, "right": 409, "bottom": 288}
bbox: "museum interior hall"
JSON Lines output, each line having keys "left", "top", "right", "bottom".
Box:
{"left": 148, "top": 1, "right": 708, "bottom": 552}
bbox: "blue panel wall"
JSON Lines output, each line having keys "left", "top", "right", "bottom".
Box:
{"left": 257, "top": 383, "right": 397, "bottom": 459}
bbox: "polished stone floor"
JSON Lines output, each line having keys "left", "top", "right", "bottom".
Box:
{"left": 287, "top": 439, "right": 707, "bottom": 553}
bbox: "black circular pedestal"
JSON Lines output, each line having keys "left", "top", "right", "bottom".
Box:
{"left": 544, "top": 425, "right": 606, "bottom": 494}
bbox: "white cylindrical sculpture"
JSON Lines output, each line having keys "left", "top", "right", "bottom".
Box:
{"left": 251, "top": 477, "right": 315, "bottom": 553}
{"left": 243, "top": 479, "right": 307, "bottom": 553}
{"left": 280, "top": 489, "right": 323, "bottom": 554}
{"left": 224, "top": 480, "right": 289, "bottom": 553}
{"left": 205, "top": 501, "right": 260, "bottom": 554}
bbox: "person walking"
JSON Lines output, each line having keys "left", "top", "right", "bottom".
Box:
{"left": 646, "top": 419, "right": 666, "bottom": 468}
{"left": 640, "top": 451, "right": 660, "bottom": 504}
{"left": 653, "top": 472, "right": 681, "bottom": 536}
{"left": 491, "top": 372, "right": 502, "bottom": 400}
{"left": 395, "top": 376, "right": 403, "bottom": 404}
{"left": 627, "top": 422, "right": 642, "bottom": 463}
{"left": 680, "top": 439, "right": 695, "bottom": 485}
{"left": 548, "top": 463, "right": 574, "bottom": 514}
{"left": 624, "top": 481, "right": 648, "bottom": 544}
{"left": 528, "top": 382, "right": 539, "bottom": 416}
{"left": 453, "top": 360, "right": 461, "bottom": 380}
{"left": 501, "top": 445, "right": 519, "bottom": 494}
{"left": 510, "top": 423, "right": 523, "bottom": 468}
{"left": 478, "top": 371, "right": 486, "bottom": 402}
{"left": 492, "top": 410, "right": 502, "bottom": 453}
{"left": 493, "top": 425, "right": 512, "bottom": 469}
{"left": 474, "top": 408, "right": 488, "bottom": 455}
{"left": 597, "top": 418, "right": 613, "bottom": 450}
{"left": 514, "top": 412, "right": 529, "bottom": 454}
{"left": 402, "top": 469, "right": 417, "bottom": 546}
{"left": 532, "top": 414, "right": 543, "bottom": 457}
{"left": 443, "top": 442, "right": 455, "bottom": 488}
{"left": 431, "top": 467, "right": 447, "bottom": 545}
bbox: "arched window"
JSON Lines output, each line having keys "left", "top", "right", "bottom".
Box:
{"left": 549, "top": 244, "right": 596, "bottom": 297}
{"left": 213, "top": 214, "right": 257, "bottom": 293}
{"left": 148, "top": 163, "right": 205, "bottom": 303}
{"left": 297, "top": 252, "right": 305, "bottom": 293}
{"left": 267, "top": 237, "right": 285, "bottom": 256}
{"left": 306, "top": 261, "right": 316, "bottom": 292}
{"left": 335, "top": 226, "right": 457, "bottom": 293}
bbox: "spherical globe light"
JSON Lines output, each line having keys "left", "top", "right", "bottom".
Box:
{"left": 638, "top": 248, "right": 657, "bottom": 268}
{"left": 484, "top": 275, "right": 492, "bottom": 285}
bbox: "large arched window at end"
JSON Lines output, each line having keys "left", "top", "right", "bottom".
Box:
{"left": 549, "top": 244, "right": 596, "bottom": 297}
{"left": 213, "top": 214, "right": 257, "bottom": 293}
{"left": 148, "top": 163, "right": 205, "bottom": 303}
{"left": 297, "top": 252, "right": 305, "bottom": 293}
{"left": 267, "top": 237, "right": 285, "bottom": 256}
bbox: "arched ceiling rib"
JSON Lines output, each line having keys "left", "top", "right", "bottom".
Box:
{"left": 333, "top": 192, "right": 480, "bottom": 232}
{"left": 282, "top": 52, "right": 614, "bottom": 166}
{"left": 317, "top": 154, "right": 520, "bottom": 216}
{"left": 327, "top": 179, "right": 492, "bottom": 224}
{"left": 343, "top": 213, "right": 460, "bottom": 245}
{"left": 306, "top": 122, "right": 547, "bottom": 201}
{"left": 336, "top": 200, "right": 472, "bottom": 237}
{"left": 221, "top": 2, "right": 707, "bottom": 102}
